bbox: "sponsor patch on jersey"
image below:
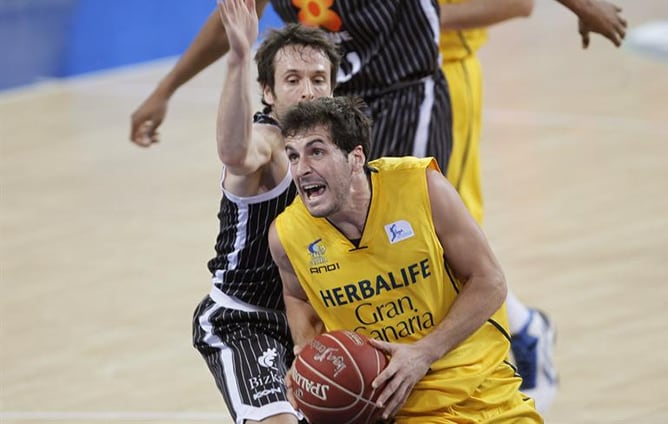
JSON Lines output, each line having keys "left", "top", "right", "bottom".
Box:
{"left": 384, "top": 220, "right": 414, "bottom": 244}
{"left": 308, "top": 238, "right": 341, "bottom": 273}
{"left": 308, "top": 238, "right": 327, "bottom": 265}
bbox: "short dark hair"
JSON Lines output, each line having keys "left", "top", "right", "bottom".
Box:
{"left": 255, "top": 24, "right": 341, "bottom": 101}
{"left": 281, "top": 96, "right": 372, "bottom": 159}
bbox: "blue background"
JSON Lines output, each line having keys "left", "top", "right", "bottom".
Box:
{"left": 0, "top": 0, "right": 283, "bottom": 91}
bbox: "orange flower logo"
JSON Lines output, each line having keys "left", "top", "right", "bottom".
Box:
{"left": 291, "top": 0, "right": 342, "bottom": 32}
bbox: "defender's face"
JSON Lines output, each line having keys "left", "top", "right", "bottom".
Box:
{"left": 285, "top": 125, "right": 353, "bottom": 218}
{"left": 264, "top": 45, "right": 333, "bottom": 120}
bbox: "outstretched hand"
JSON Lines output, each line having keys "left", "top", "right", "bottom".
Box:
{"left": 367, "top": 338, "right": 434, "bottom": 421}
{"left": 577, "top": 0, "right": 627, "bottom": 48}
{"left": 129, "top": 89, "right": 167, "bottom": 147}
{"left": 217, "top": 0, "right": 259, "bottom": 59}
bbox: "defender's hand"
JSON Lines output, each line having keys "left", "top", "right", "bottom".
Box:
{"left": 217, "top": 0, "right": 259, "bottom": 60}
{"left": 577, "top": 0, "right": 627, "bottom": 48}
{"left": 130, "top": 90, "right": 167, "bottom": 147}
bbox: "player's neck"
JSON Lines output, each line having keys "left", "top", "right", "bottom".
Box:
{"left": 328, "top": 174, "right": 370, "bottom": 239}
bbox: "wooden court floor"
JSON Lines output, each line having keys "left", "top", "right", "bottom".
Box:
{"left": 1, "top": 1, "right": 667, "bottom": 423}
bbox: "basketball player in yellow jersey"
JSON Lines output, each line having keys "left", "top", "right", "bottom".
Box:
{"left": 438, "top": 0, "right": 627, "bottom": 412}
{"left": 268, "top": 97, "right": 542, "bottom": 423}
{"left": 438, "top": 0, "right": 627, "bottom": 224}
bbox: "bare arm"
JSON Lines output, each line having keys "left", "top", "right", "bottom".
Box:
{"left": 130, "top": 0, "right": 270, "bottom": 146}
{"left": 556, "top": 0, "right": 627, "bottom": 48}
{"left": 440, "top": 0, "right": 533, "bottom": 31}
{"left": 370, "top": 169, "right": 507, "bottom": 419}
{"left": 269, "top": 221, "right": 325, "bottom": 411}
{"left": 216, "top": 0, "right": 272, "bottom": 175}
{"left": 268, "top": 221, "right": 325, "bottom": 351}
{"left": 415, "top": 169, "right": 507, "bottom": 359}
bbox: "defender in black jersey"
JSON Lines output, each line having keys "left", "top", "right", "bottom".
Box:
{"left": 190, "top": 2, "right": 340, "bottom": 423}
{"left": 271, "top": 0, "right": 453, "bottom": 172}
{"left": 131, "top": 0, "right": 452, "bottom": 175}
{"left": 129, "top": 1, "right": 449, "bottom": 421}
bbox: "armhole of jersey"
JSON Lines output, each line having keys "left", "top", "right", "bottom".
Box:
{"left": 222, "top": 169, "right": 293, "bottom": 205}
{"left": 426, "top": 157, "right": 441, "bottom": 173}
{"left": 423, "top": 159, "right": 445, "bottom": 260}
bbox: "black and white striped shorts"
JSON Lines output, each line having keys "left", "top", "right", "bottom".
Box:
{"left": 192, "top": 287, "right": 299, "bottom": 424}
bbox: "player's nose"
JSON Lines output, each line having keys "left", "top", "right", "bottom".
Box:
{"left": 294, "top": 159, "right": 309, "bottom": 177}
{"left": 301, "top": 81, "right": 315, "bottom": 100}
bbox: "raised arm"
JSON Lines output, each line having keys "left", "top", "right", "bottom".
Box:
{"left": 440, "top": 0, "right": 533, "bottom": 31}
{"left": 556, "top": 0, "right": 627, "bottom": 48}
{"left": 370, "top": 169, "right": 507, "bottom": 419}
{"left": 129, "top": 0, "right": 271, "bottom": 146}
{"left": 216, "top": 0, "right": 267, "bottom": 172}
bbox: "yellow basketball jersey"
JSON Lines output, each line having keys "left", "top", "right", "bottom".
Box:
{"left": 275, "top": 157, "right": 516, "bottom": 413}
{"left": 439, "top": 0, "right": 489, "bottom": 61}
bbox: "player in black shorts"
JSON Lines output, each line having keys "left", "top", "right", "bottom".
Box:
{"left": 271, "top": 0, "right": 452, "bottom": 174}
{"left": 189, "top": 2, "right": 339, "bottom": 423}
{"left": 130, "top": 1, "right": 449, "bottom": 422}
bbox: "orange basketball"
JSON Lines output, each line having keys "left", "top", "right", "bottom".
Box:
{"left": 291, "top": 330, "right": 388, "bottom": 424}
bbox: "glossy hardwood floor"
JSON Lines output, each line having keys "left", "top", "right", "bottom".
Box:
{"left": 1, "top": 1, "right": 666, "bottom": 422}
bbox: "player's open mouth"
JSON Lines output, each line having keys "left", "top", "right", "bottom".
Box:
{"left": 302, "top": 183, "right": 326, "bottom": 199}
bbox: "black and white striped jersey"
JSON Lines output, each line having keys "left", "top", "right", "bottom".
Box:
{"left": 270, "top": 0, "right": 442, "bottom": 98}
{"left": 206, "top": 112, "right": 297, "bottom": 310}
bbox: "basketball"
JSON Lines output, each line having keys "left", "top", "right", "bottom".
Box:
{"left": 290, "top": 330, "right": 388, "bottom": 424}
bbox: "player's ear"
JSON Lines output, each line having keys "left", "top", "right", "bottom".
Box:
{"left": 262, "top": 84, "right": 276, "bottom": 106}
{"left": 349, "top": 145, "right": 366, "bottom": 171}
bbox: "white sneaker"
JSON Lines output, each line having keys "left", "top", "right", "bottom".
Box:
{"left": 510, "top": 309, "right": 558, "bottom": 414}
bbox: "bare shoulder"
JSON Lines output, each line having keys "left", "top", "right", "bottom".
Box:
{"left": 426, "top": 168, "right": 456, "bottom": 197}
{"left": 425, "top": 168, "right": 474, "bottom": 234}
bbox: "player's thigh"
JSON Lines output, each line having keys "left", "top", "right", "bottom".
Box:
{"left": 193, "top": 298, "right": 298, "bottom": 422}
